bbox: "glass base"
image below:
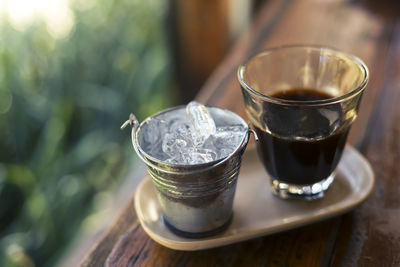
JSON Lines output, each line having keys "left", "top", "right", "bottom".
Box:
{"left": 270, "top": 172, "right": 335, "bottom": 201}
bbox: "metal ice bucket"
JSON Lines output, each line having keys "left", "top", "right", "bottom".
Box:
{"left": 121, "top": 106, "right": 256, "bottom": 237}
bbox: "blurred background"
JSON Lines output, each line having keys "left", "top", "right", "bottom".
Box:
{"left": 0, "top": 0, "right": 262, "bottom": 266}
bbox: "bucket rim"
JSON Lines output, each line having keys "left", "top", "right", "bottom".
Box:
{"left": 134, "top": 105, "right": 249, "bottom": 170}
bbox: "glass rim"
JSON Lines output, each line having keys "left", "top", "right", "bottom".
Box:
{"left": 237, "top": 45, "right": 369, "bottom": 106}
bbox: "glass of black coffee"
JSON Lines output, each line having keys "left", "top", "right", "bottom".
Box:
{"left": 238, "top": 45, "right": 369, "bottom": 200}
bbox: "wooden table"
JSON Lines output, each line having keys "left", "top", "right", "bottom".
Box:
{"left": 81, "top": 0, "right": 400, "bottom": 265}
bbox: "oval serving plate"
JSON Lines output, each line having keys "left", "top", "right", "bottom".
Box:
{"left": 134, "top": 146, "right": 374, "bottom": 251}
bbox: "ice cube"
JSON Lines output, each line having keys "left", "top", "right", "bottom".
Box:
{"left": 169, "top": 117, "right": 192, "bottom": 136}
{"left": 186, "top": 101, "right": 216, "bottom": 146}
{"left": 162, "top": 133, "right": 188, "bottom": 157}
{"left": 204, "top": 125, "right": 247, "bottom": 159}
{"left": 196, "top": 148, "right": 218, "bottom": 162}
{"left": 183, "top": 151, "right": 213, "bottom": 165}
{"left": 216, "top": 125, "right": 247, "bottom": 134}
{"left": 142, "top": 118, "right": 164, "bottom": 144}
{"left": 165, "top": 156, "right": 183, "bottom": 165}
{"left": 218, "top": 148, "right": 231, "bottom": 159}
{"left": 214, "top": 126, "right": 246, "bottom": 146}
{"left": 140, "top": 118, "right": 168, "bottom": 160}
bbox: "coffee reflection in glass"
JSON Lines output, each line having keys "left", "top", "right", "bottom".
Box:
{"left": 238, "top": 46, "right": 369, "bottom": 200}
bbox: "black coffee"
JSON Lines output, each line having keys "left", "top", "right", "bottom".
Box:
{"left": 255, "top": 89, "right": 349, "bottom": 185}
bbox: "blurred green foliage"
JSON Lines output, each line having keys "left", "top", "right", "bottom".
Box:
{"left": 0, "top": 0, "right": 175, "bottom": 265}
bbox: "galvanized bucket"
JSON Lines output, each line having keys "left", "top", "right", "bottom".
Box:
{"left": 121, "top": 106, "right": 257, "bottom": 238}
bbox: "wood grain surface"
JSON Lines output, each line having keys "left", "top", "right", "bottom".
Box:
{"left": 81, "top": 0, "right": 400, "bottom": 266}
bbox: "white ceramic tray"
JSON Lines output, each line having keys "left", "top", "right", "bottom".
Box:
{"left": 134, "top": 146, "right": 374, "bottom": 251}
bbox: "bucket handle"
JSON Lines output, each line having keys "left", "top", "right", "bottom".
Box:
{"left": 120, "top": 114, "right": 148, "bottom": 167}
{"left": 121, "top": 113, "right": 258, "bottom": 175}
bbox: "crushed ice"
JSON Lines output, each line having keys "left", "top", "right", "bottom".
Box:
{"left": 141, "top": 101, "right": 246, "bottom": 165}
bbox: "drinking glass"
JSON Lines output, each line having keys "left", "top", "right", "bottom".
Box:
{"left": 238, "top": 45, "right": 369, "bottom": 200}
